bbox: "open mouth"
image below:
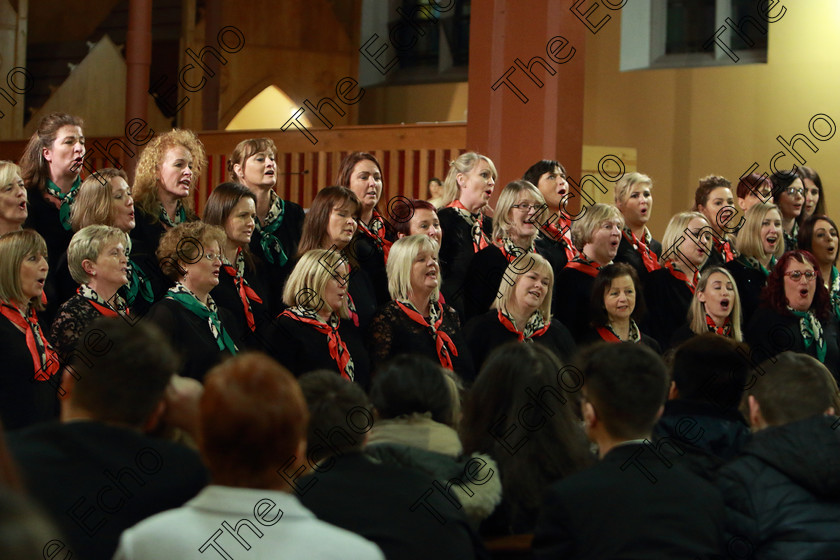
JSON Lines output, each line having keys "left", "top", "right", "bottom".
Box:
{"left": 766, "top": 236, "right": 777, "bottom": 246}
{"left": 640, "top": 208, "right": 648, "bottom": 215}
{"left": 800, "top": 288, "right": 809, "bottom": 297}
{"left": 18, "top": 201, "right": 26, "bottom": 210}
{"left": 265, "top": 170, "right": 275, "bottom": 176}
{"left": 720, "top": 299, "right": 730, "bottom": 311}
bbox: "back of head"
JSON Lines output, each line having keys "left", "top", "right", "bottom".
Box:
{"left": 748, "top": 352, "right": 835, "bottom": 427}
{"left": 298, "top": 371, "right": 371, "bottom": 464}
{"left": 370, "top": 355, "right": 456, "bottom": 426}
{"left": 672, "top": 334, "right": 749, "bottom": 409}
{"left": 200, "top": 352, "right": 309, "bottom": 488}
{"left": 0, "top": 489, "right": 62, "bottom": 559}
{"left": 68, "top": 318, "right": 176, "bottom": 426}
{"left": 579, "top": 342, "right": 668, "bottom": 439}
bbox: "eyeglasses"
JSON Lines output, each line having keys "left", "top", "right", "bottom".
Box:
{"left": 785, "top": 187, "right": 805, "bottom": 197}
{"left": 203, "top": 252, "right": 222, "bottom": 262}
{"left": 511, "top": 203, "right": 542, "bottom": 212}
{"left": 784, "top": 270, "right": 816, "bottom": 281}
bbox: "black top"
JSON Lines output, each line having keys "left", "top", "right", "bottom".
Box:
{"left": 129, "top": 206, "right": 167, "bottom": 262}
{"left": 49, "top": 293, "right": 102, "bottom": 359}
{"left": 554, "top": 267, "right": 597, "bottom": 342}
{"left": 262, "top": 314, "right": 371, "bottom": 390}
{"left": 725, "top": 257, "right": 767, "bottom": 326}
{"left": 368, "top": 300, "right": 475, "bottom": 383}
{"left": 347, "top": 231, "right": 392, "bottom": 306}
{"left": 578, "top": 326, "right": 662, "bottom": 354}
{"left": 0, "top": 313, "right": 60, "bottom": 430}
{"left": 463, "top": 310, "right": 577, "bottom": 372}
{"left": 299, "top": 452, "right": 485, "bottom": 560}
{"left": 144, "top": 298, "right": 240, "bottom": 382}
{"left": 7, "top": 421, "right": 208, "bottom": 560}
{"left": 462, "top": 245, "right": 509, "bottom": 321}
{"left": 534, "top": 234, "right": 571, "bottom": 317}
{"left": 745, "top": 306, "right": 840, "bottom": 381}
{"left": 249, "top": 200, "right": 305, "bottom": 316}
{"left": 128, "top": 207, "right": 176, "bottom": 315}
{"left": 642, "top": 268, "right": 694, "bottom": 349}
{"left": 614, "top": 234, "right": 662, "bottom": 282}
{"left": 437, "top": 207, "right": 492, "bottom": 321}
{"left": 210, "top": 259, "right": 270, "bottom": 351}
{"left": 347, "top": 265, "right": 378, "bottom": 332}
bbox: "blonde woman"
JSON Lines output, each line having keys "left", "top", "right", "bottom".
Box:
{"left": 0, "top": 161, "right": 27, "bottom": 236}
{"left": 671, "top": 266, "right": 743, "bottom": 348}
{"left": 614, "top": 172, "right": 662, "bottom": 277}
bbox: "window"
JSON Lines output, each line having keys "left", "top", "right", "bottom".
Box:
{"left": 621, "top": 0, "right": 774, "bottom": 70}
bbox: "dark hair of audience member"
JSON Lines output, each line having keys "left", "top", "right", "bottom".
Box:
{"left": 588, "top": 262, "right": 646, "bottom": 326}
{"left": 522, "top": 159, "right": 566, "bottom": 187}
{"left": 579, "top": 342, "right": 669, "bottom": 439}
{"left": 369, "top": 355, "right": 457, "bottom": 426}
{"left": 69, "top": 318, "right": 178, "bottom": 427}
{"left": 460, "top": 343, "right": 592, "bottom": 527}
{"left": 0, "top": 489, "right": 64, "bottom": 559}
{"left": 199, "top": 352, "right": 309, "bottom": 488}
{"left": 761, "top": 250, "right": 830, "bottom": 320}
{"left": 392, "top": 199, "right": 437, "bottom": 237}
{"left": 671, "top": 334, "right": 749, "bottom": 409}
{"left": 298, "top": 370, "right": 371, "bottom": 465}
{"left": 748, "top": 352, "right": 835, "bottom": 426}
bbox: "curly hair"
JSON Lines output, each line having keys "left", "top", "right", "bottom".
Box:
{"left": 132, "top": 129, "right": 206, "bottom": 221}
{"left": 694, "top": 175, "right": 731, "bottom": 209}
{"left": 761, "top": 250, "right": 830, "bottom": 320}
{"left": 155, "top": 221, "right": 226, "bottom": 281}
{"left": 19, "top": 112, "right": 84, "bottom": 193}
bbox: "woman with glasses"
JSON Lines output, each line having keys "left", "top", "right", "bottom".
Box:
{"left": 745, "top": 250, "right": 839, "bottom": 380}
{"left": 771, "top": 170, "right": 805, "bottom": 253}
{"left": 555, "top": 203, "right": 624, "bottom": 341}
{"left": 614, "top": 172, "right": 662, "bottom": 280}
{"left": 462, "top": 180, "right": 559, "bottom": 320}
{"left": 147, "top": 222, "right": 239, "bottom": 381}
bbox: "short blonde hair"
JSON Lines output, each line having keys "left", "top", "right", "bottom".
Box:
{"left": 492, "top": 180, "right": 545, "bottom": 240}
{"left": 133, "top": 129, "right": 206, "bottom": 220}
{"left": 494, "top": 253, "right": 554, "bottom": 320}
{"left": 571, "top": 203, "right": 624, "bottom": 251}
{"left": 387, "top": 234, "right": 441, "bottom": 302}
{"left": 282, "top": 249, "right": 349, "bottom": 319}
{"left": 736, "top": 203, "right": 785, "bottom": 262}
{"left": 441, "top": 152, "right": 497, "bottom": 207}
{"left": 0, "top": 230, "right": 48, "bottom": 309}
{"left": 614, "top": 172, "right": 652, "bottom": 205}
{"left": 0, "top": 160, "right": 21, "bottom": 188}
{"left": 660, "top": 211, "right": 710, "bottom": 265}
{"left": 67, "top": 225, "right": 129, "bottom": 284}
{"left": 689, "top": 266, "right": 743, "bottom": 341}
{"left": 70, "top": 169, "right": 129, "bottom": 231}
{"left": 156, "top": 222, "right": 226, "bottom": 282}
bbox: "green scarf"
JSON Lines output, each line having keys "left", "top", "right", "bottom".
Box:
{"left": 789, "top": 307, "right": 826, "bottom": 363}
{"left": 166, "top": 288, "right": 237, "bottom": 355}
{"left": 46, "top": 175, "right": 82, "bottom": 231}
{"left": 257, "top": 192, "right": 288, "bottom": 266}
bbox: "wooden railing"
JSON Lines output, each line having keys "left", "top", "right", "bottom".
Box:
{"left": 0, "top": 123, "right": 467, "bottom": 212}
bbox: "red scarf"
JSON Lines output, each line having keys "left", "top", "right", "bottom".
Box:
{"left": 623, "top": 229, "right": 660, "bottom": 272}
{"left": 221, "top": 251, "right": 264, "bottom": 332}
{"left": 705, "top": 314, "right": 733, "bottom": 337}
{"left": 596, "top": 326, "right": 621, "bottom": 342}
{"left": 497, "top": 310, "right": 550, "bottom": 342}
{"left": 280, "top": 310, "right": 353, "bottom": 380}
{"left": 0, "top": 303, "right": 60, "bottom": 380}
{"left": 713, "top": 237, "right": 736, "bottom": 263}
{"left": 663, "top": 261, "right": 699, "bottom": 294}
{"left": 395, "top": 301, "right": 458, "bottom": 370}
{"left": 446, "top": 200, "right": 490, "bottom": 252}
{"left": 542, "top": 220, "right": 578, "bottom": 262}
{"left": 358, "top": 210, "right": 393, "bottom": 260}
{"left": 566, "top": 257, "right": 601, "bottom": 278}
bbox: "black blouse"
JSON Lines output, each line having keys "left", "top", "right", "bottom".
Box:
{"left": 554, "top": 267, "right": 597, "bottom": 342}
{"left": 368, "top": 301, "right": 475, "bottom": 383}
{"left": 347, "top": 233, "right": 390, "bottom": 306}
{"left": 463, "top": 311, "right": 577, "bottom": 372}
{"left": 642, "top": 268, "right": 694, "bottom": 349}
{"left": 49, "top": 293, "right": 102, "bottom": 359}
{"left": 211, "top": 260, "right": 270, "bottom": 351}
{"left": 725, "top": 257, "right": 768, "bottom": 327}
{"left": 249, "top": 200, "right": 305, "bottom": 316}
{"left": 534, "top": 235, "right": 571, "bottom": 317}
{"left": 615, "top": 235, "right": 663, "bottom": 282}
{"left": 438, "top": 207, "right": 493, "bottom": 321}
{"left": 263, "top": 314, "right": 371, "bottom": 389}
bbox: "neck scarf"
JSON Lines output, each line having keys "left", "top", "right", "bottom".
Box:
{"left": 705, "top": 313, "right": 733, "bottom": 338}
{"left": 829, "top": 266, "right": 840, "bottom": 320}
{"left": 166, "top": 283, "right": 237, "bottom": 355}
{"left": 256, "top": 190, "right": 289, "bottom": 266}
{"left": 495, "top": 237, "right": 536, "bottom": 263}
{"left": 446, "top": 200, "right": 490, "bottom": 252}
{"left": 0, "top": 302, "right": 60, "bottom": 379}
{"left": 46, "top": 175, "right": 82, "bottom": 231}
{"left": 221, "top": 248, "right": 263, "bottom": 332}
{"left": 357, "top": 209, "right": 393, "bottom": 260}
{"left": 789, "top": 307, "right": 827, "bottom": 363}
{"left": 784, "top": 221, "right": 800, "bottom": 251}
{"left": 395, "top": 300, "right": 458, "bottom": 370}
{"left": 662, "top": 260, "right": 699, "bottom": 294}
{"left": 712, "top": 236, "right": 736, "bottom": 263}
{"left": 280, "top": 307, "right": 354, "bottom": 381}
{"left": 124, "top": 258, "right": 155, "bottom": 306}
{"left": 534, "top": 208, "right": 578, "bottom": 261}
{"left": 741, "top": 255, "right": 776, "bottom": 277}
{"left": 160, "top": 201, "right": 188, "bottom": 228}
{"left": 566, "top": 255, "right": 601, "bottom": 278}
{"left": 497, "top": 309, "right": 549, "bottom": 342}
{"left": 78, "top": 284, "right": 129, "bottom": 318}
{"left": 622, "top": 227, "right": 660, "bottom": 272}
{"left": 597, "top": 320, "right": 641, "bottom": 343}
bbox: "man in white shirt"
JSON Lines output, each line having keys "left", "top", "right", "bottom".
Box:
{"left": 113, "top": 352, "right": 384, "bottom": 560}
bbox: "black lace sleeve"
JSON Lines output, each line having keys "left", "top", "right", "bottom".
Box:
{"left": 49, "top": 294, "right": 100, "bottom": 360}
{"left": 367, "top": 302, "right": 399, "bottom": 368}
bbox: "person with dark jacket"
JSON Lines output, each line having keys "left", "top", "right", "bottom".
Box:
{"left": 715, "top": 352, "right": 840, "bottom": 560}
{"left": 296, "top": 370, "right": 487, "bottom": 560}
{"left": 653, "top": 334, "right": 751, "bottom": 481}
